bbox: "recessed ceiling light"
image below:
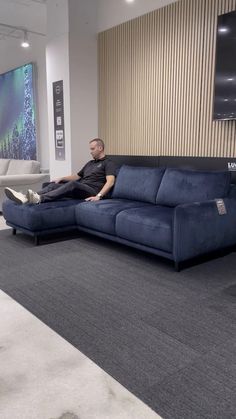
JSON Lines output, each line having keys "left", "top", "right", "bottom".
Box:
{"left": 21, "top": 30, "right": 30, "bottom": 48}
{"left": 218, "top": 27, "right": 229, "bottom": 33}
{"left": 21, "top": 40, "right": 30, "bottom": 48}
{"left": 126, "top": 0, "right": 135, "bottom": 3}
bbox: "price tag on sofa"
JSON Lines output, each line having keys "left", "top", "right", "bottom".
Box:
{"left": 215, "top": 199, "right": 227, "bottom": 215}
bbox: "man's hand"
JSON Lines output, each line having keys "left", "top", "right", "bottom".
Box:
{"left": 54, "top": 178, "right": 62, "bottom": 184}
{"left": 85, "top": 195, "right": 101, "bottom": 202}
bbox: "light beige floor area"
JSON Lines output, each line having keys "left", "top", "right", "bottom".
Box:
{"left": 0, "top": 217, "right": 162, "bottom": 419}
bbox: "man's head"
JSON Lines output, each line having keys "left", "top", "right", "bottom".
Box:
{"left": 89, "top": 138, "right": 105, "bottom": 160}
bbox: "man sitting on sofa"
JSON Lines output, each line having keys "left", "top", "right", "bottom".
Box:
{"left": 4, "top": 138, "right": 116, "bottom": 205}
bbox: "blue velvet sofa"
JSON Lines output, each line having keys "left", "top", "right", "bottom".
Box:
{"left": 2, "top": 165, "right": 236, "bottom": 269}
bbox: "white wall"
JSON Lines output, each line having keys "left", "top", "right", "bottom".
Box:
{"left": 97, "top": 0, "right": 177, "bottom": 32}
{"left": 68, "top": 0, "right": 98, "bottom": 172}
{"left": 46, "top": 0, "right": 98, "bottom": 178}
{"left": 46, "top": 0, "right": 72, "bottom": 179}
{"left": 46, "top": 34, "right": 72, "bottom": 179}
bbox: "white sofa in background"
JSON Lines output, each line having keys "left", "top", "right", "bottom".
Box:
{"left": 0, "top": 159, "right": 50, "bottom": 211}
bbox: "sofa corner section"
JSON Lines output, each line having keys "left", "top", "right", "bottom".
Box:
{"left": 173, "top": 197, "right": 236, "bottom": 263}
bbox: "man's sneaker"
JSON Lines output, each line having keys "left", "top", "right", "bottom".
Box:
{"left": 4, "top": 187, "right": 28, "bottom": 204}
{"left": 27, "top": 189, "right": 41, "bottom": 204}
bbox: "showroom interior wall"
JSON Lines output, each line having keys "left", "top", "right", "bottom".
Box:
{"left": 99, "top": 0, "right": 236, "bottom": 157}
{"left": 68, "top": 0, "right": 98, "bottom": 177}
{"left": 46, "top": 0, "right": 72, "bottom": 178}
{"left": 46, "top": 0, "right": 98, "bottom": 178}
{"left": 46, "top": 0, "right": 174, "bottom": 178}
{"left": 3, "top": 0, "right": 235, "bottom": 177}
{"left": 0, "top": 0, "right": 179, "bottom": 177}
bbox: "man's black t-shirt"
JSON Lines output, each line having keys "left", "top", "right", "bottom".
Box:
{"left": 77, "top": 157, "right": 117, "bottom": 193}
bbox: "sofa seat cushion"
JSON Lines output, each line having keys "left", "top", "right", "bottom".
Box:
{"left": 116, "top": 205, "right": 174, "bottom": 252}
{"left": 75, "top": 199, "right": 149, "bottom": 235}
{"left": 2, "top": 199, "right": 81, "bottom": 232}
{"left": 156, "top": 168, "right": 231, "bottom": 206}
{"left": 112, "top": 165, "right": 165, "bottom": 204}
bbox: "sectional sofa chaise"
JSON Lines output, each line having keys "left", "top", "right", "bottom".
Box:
{"left": 2, "top": 165, "right": 236, "bottom": 269}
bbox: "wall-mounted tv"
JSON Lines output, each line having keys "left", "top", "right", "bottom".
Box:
{"left": 0, "top": 63, "right": 37, "bottom": 159}
{"left": 213, "top": 10, "right": 236, "bottom": 121}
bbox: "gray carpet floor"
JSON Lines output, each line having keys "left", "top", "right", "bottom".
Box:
{"left": 1, "top": 228, "right": 236, "bottom": 419}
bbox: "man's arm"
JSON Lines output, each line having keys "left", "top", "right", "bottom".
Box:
{"left": 54, "top": 174, "right": 81, "bottom": 183}
{"left": 85, "top": 175, "right": 115, "bottom": 201}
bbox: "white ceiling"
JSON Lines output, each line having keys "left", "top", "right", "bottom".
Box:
{"left": 0, "top": 0, "right": 47, "bottom": 41}
{"left": 97, "top": 0, "right": 178, "bottom": 32}
{"left": 0, "top": 0, "right": 178, "bottom": 44}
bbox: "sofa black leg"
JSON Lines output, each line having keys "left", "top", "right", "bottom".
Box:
{"left": 34, "top": 235, "right": 39, "bottom": 246}
{"left": 12, "top": 228, "right": 16, "bottom": 235}
{"left": 174, "top": 261, "right": 181, "bottom": 272}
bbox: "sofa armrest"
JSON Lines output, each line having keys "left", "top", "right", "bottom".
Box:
{"left": 173, "top": 198, "right": 236, "bottom": 262}
{"left": 0, "top": 173, "right": 50, "bottom": 187}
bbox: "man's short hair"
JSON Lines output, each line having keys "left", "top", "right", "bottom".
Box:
{"left": 89, "top": 138, "right": 105, "bottom": 150}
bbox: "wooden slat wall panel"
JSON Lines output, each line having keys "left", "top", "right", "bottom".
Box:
{"left": 161, "top": 0, "right": 205, "bottom": 156}
{"left": 129, "top": 12, "right": 165, "bottom": 155}
{"left": 98, "top": 0, "right": 236, "bottom": 157}
{"left": 99, "top": 9, "right": 165, "bottom": 155}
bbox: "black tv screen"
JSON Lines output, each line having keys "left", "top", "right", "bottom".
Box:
{"left": 213, "top": 10, "right": 236, "bottom": 120}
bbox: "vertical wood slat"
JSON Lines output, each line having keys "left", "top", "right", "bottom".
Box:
{"left": 98, "top": 0, "right": 236, "bottom": 157}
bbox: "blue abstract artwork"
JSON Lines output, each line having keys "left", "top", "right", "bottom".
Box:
{"left": 0, "top": 63, "right": 37, "bottom": 160}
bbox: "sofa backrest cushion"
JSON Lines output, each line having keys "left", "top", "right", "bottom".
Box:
{"left": 0, "top": 159, "right": 11, "bottom": 175}
{"left": 156, "top": 168, "right": 231, "bottom": 206}
{"left": 112, "top": 165, "right": 165, "bottom": 204}
{"left": 7, "top": 159, "right": 40, "bottom": 175}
